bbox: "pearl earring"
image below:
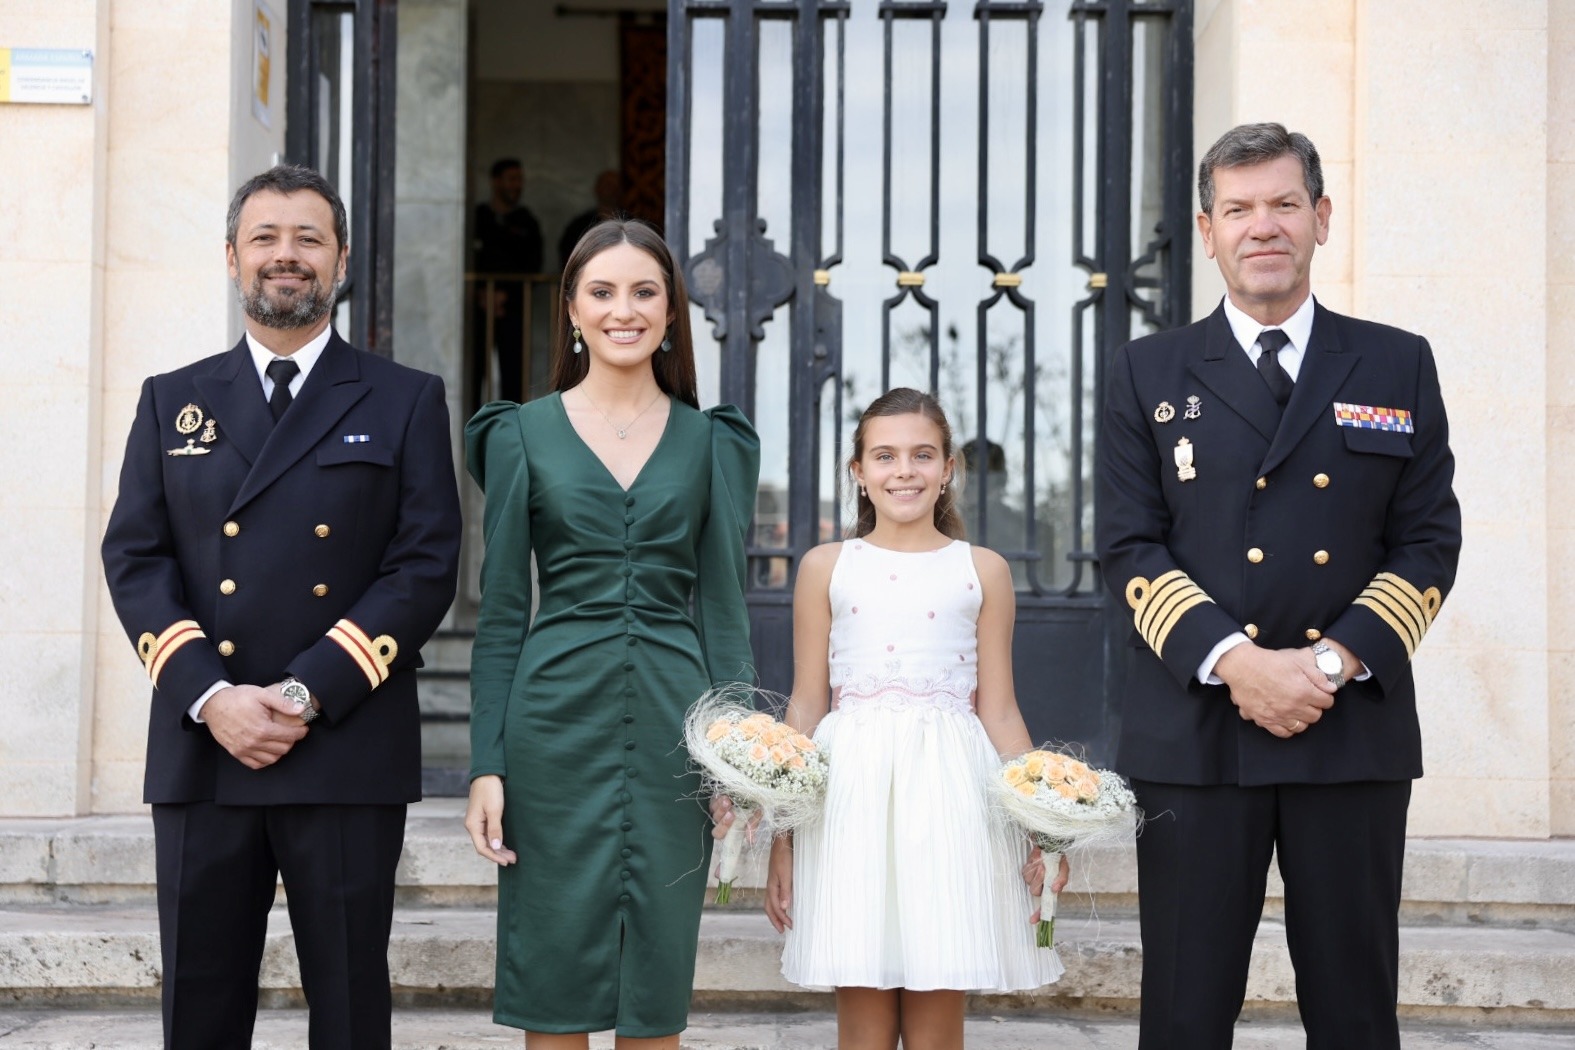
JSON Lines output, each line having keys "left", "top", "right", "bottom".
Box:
{"left": 660, "top": 335, "right": 672, "bottom": 353}
{"left": 572, "top": 326, "right": 584, "bottom": 354}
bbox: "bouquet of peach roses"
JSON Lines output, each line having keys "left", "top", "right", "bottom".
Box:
{"left": 683, "top": 687, "right": 828, "bottom": 903}
{"left": 990, "top": 748, "right": 1138, "bottom": 948}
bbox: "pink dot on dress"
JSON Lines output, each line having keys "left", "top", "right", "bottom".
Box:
{"left": 890, "top": 574, "right": 898, "bottom": 581}
{"left": 927, "top": 611, "right": 935, "bottom": 619}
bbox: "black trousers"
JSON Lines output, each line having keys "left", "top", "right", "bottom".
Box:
{"left": 152, "top": 801, "right": 407, "bottom": 1050}
{"left": 1130, "top": 779, "right": 1411, "bottom": 1050}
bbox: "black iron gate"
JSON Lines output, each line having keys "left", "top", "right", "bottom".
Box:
{"left": 669, "top": 0, "right": 1192, "bottom": 760}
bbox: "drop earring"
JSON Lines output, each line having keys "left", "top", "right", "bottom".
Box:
{"left": 572, "top": 326, "right": 584, "bottom": 354}
{"left": 940, "top": 481, "right": 947, "bottom": 495}
{"left": 660, "top": 335, "right": 672, "bottom": 353}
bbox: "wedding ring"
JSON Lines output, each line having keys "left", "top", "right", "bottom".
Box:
{"left": 1289, "top": 719, "right": 1303, "bottom": 732}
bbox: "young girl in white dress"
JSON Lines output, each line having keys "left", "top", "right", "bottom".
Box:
{"left": 763, "top": 388, "right": 1068, "bottom": 1050}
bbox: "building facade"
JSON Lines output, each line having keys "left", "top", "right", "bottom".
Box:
{"left": 0, "top": 0, "right": 1569, "bottom": 839}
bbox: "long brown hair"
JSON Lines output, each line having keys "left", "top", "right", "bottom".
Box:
{"left": 848, "top": 388, "right": 965, "bottom": 540}
{"left": 549, "top": 218, "right": 699, "bottom": 409}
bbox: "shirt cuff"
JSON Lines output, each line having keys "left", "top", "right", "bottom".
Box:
{"left": 1198, "top": 633, "right": 1251, "bottom": 685}
{"left": 188, "top": 680, "right": 231, "bottom": 723}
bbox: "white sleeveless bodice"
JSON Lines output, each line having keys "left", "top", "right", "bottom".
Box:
{"left": 827, "top": 539, "right": 980, "bottom": 716}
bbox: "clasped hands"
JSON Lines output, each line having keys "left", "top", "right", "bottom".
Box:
{"left": 201, "top": 682, "right": 314, "bottom": 770}
{"left": 1214, "top": 639, "right": 1355, "bottom": 739}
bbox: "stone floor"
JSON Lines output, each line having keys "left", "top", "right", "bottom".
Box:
{"left": 0, "top": 1009, "right": 1573, "bottom": 1049}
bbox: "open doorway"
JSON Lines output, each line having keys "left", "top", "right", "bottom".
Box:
{"left": 464, "top": 0, "right": 666, "bottom": 412}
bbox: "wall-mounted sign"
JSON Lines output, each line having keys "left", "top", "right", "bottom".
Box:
{"left": 0, "top": 48, "right": 94, "bottom": 105}
{"left": 252, "top": 2, "right": 275, "bottom": 128}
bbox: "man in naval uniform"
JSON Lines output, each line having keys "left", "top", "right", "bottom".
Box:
{"left": 1096, "top": 123, "right": 1461, "bottom": 1049}
{"left": 102, "top": 165, "right": 461, "bottom": 1049}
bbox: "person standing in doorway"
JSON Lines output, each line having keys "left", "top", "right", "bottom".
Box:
{"left": 1096, "top": 123, "right": 1461, "bottom": 1049}
{"left": 102, "top": 164, "right": 462, "bottom": 1049}
{"left": 472, "top": 156, "right": 545, "bottom": 406}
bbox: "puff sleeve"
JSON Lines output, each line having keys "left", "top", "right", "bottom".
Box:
{"left": 695, "top": 404, "right": 760, "bottom": 687}
{"left": 465, "top": 401, "right": 532, "bottom": 780}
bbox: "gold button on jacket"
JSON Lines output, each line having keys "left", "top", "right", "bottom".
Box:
{"left": 217, "top": 640, "right": 236, "bottom": 657}
{"left": 312, "top": 584, "right": 329, "bottom": 597}
{"left": 314, "top": 524, "right": 331, "bottom": 538}
{"left": 222, "top": 521, "right": 240, "bottom": 537}
{"left": 1313, "top": 473, "right": 1330, "bottom": 489}
{"left": 1313, "top": 550, "right": 1330, "bottom": 565}
{"left": 1247, "top": 547, "right": 1264, "bottom": 563}
{"left": 219, "top": 579, "right": 237, "bottom": 596}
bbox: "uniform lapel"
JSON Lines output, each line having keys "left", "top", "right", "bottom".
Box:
{"left": 1258, "top": 303, "right": 1359, "bottom": 477}
{"left": 228, "top": 332, "right": 372, "bottom": 514}
{"left": 1185, "top": 306, "right": 1283, "bottom": 443}
{"left": 193, "top": 340, "right": 272, "bottom": 466}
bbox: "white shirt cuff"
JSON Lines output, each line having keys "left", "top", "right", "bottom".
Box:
{"left": 188, "top": 680, "right": 231, "bottom": 723}
{"left": 1197, "top": 633, "right": 1251, "bottom": 685}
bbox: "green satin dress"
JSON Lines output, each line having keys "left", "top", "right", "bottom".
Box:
{"left": 465, "top": 393, "right": 758, "bottom": 1038}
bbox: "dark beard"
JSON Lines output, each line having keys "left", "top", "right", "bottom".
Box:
{"left": 236, "top": 265, "right": 340, "bottom": 329}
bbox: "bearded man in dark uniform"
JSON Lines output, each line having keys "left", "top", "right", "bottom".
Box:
{"left": 1096, "top": 123, "right": 1461, "bottom": 1049}
{"left": 102, "top": 165, "right": 461, "bottom": 1050}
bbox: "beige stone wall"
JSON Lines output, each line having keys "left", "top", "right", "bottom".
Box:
{"left": 0, "top": 0, "right": 109, "bottom": 815}
{"left": 1548, "top": 1, "right": 1575, "bottom": 836}
{"left": 1195, "top": 1, "right": 1556, "bottom": 836}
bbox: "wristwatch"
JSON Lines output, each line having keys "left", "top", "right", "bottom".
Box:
{"left": 1310, "top": 642, "right": 1346, "bottom": 688}
{"left": 281, "top": 677, "right": 320, "bottom": 723}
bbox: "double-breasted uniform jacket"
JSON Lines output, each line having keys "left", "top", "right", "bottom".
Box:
{"left": 103, "top": 333, "right": 462, "bottom": 806}
{"left": 1096, "top": 301, "right": 1461, "bottom": 788}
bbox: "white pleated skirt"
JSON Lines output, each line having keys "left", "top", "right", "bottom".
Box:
{"left": 781, "top": 697, "right": 1064, "bottom": 992}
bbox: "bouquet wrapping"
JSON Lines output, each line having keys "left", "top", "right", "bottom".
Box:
{"left": 989, "top": 748, "right": 1138, "bottom": 948}
{"left": 683, "top": 685, "right": 829, "bottom": 903}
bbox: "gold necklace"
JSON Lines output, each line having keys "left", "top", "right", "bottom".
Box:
{"left": 580, "top": 387, "right": 664, "bottom": 440}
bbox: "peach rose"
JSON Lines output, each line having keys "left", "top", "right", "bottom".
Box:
{"left": 1024, "top": 754, "right": 1046, "bottom": 779}
{"left": 748, "top": 742, "right": 770, "bottom": 763}
{"left": 1014, "top": 781, "right": 1038, "bottom": 798}
{"left": 789, "top": 754, "right": 807, "bottom": 770}
{"left": 706, "top": 721, "right": 731, "bottom": 742}
{"left": 1003, "top": 764, "right": 1028, "bottom": 787}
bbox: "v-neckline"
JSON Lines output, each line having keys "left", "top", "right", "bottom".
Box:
{"left": 553, "top": 390, "right": 677, "bottom": 494}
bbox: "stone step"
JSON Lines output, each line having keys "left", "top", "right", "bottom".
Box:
{"left": 6, "top": 802, "right": 1574, "bottom": 924}
{"left": 1, "top": 905, "right": 1573, "bottom": 1024}
{"left": 3, "top": 1008, "right": 1570, "bottom": 1049}
{"left": 7, "top": 1008, "right": 1575, "bottom": 1050}
{"left": 419, "top": 629, "right": 475, "bottom": 675}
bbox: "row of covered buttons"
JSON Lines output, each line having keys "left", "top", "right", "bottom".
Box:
{"left": 619, "top": 493, "right": 638, "bottom": 903}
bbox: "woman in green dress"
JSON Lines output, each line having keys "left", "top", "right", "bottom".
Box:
{"left": 463, "top": 219, "right": 759, "bottom": 1048}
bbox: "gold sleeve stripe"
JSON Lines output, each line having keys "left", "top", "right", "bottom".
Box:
{"left": 1353, "top": 572, "right": 1443, "bottom": 659}
{"left": 1126, "top": 571, "right": 1215, "bottom": 659}
{"left": 145, "top": 621, "right": 205, "bottom": 687}
{"left": 329, "top": 620, "right": 387, "bottom": 690}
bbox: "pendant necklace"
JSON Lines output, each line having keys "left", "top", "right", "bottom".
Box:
{"left": 581, "top": 387, "right": 664, "bottom": 440}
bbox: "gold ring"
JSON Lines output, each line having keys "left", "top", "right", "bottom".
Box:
{"left": 1290, "top": 719, "right": 1303, "bottom": 732}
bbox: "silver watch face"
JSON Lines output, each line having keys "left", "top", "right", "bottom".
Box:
{"left": 1315, "top": 649, "right": 1342, "bottom": 675}
{"left": 282, "top": 681, "right": 310, "bottom": 707}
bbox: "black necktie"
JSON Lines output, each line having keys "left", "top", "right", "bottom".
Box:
{"left": 1256, "top": 329, "right": 1293, "bottom": 406}
{"left": 266, "top": 358, "right": 301, "bottom": 422}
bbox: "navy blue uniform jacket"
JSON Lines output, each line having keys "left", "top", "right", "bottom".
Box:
{"left": 102, "top": 333, "right": 462, "bottom": 805}
{"left": 1096, "top": 302, "right": 1461, "bottom": 787}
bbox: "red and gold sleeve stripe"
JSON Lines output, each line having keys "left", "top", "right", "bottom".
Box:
{"left": 1125, "top": 570, "right": 1214, "bottom": 659}
{"left": 328, "top": 618, "right": 400, "bottom": 691}
{"left": 1353, "top": 572, "right": 1443, "bottom": 659}
{"left": 137, "top": 620, "right": 206, "bottom": 688}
